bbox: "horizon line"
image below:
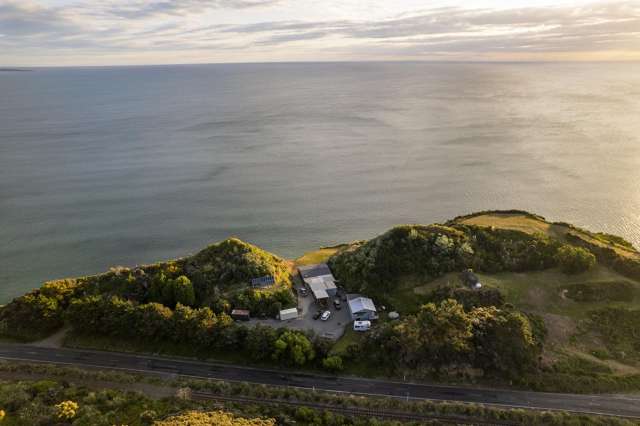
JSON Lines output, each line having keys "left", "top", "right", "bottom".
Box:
{"left": 4, "top": 58, "right": 640, "bottom": 69}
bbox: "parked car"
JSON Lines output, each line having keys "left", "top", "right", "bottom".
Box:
{"left": 320, "top": 310, "right": 332, "bottom": 321}
{"left": 298, "top": 287, "right": 308, "bottom": 297}
{"left": 312, "top": 310, "right": 322, "bottom": 320}
{"left": 353, "top": 320, "right": 371, "bottom": 331}
{"left": 333, "top": 299, "right": 341, "bottom": 310}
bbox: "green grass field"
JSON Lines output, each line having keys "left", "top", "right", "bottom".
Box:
{"left": 293, "top": 245, "right": 349, "bottom": 266}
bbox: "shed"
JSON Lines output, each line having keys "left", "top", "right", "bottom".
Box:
{"left": 460, "top": 269, "right": 480, "bottom": 288}
{"left": 231, "top": 309, "right": 250, "bottom": 321}
{"left": 279, "top": 307, "right": 298, "bottom": 321}
{"left": 299, "top": 263, "right": 338, "bottom": 301}
{"left": 347, "top": 296, "right": 377, "bottom": 321}
{"left": 298, "top": 263, "right": 333, "bottom": 279}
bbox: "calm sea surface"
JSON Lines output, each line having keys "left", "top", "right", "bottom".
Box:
{"left": 1, "top": 62, "right": 640, "bottom": 302}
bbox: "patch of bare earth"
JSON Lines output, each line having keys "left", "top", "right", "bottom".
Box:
{"left": 539, "top": 313, "right": 577, "bottom": 348}
{"left": 31, "top": 327, "right": 68, "bottom": 348}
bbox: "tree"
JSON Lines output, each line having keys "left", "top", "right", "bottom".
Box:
{"left": 272, "top": 331, "right": 315, "bottom": 366}
{"left": 172, "top": 276, "right": 196, "bottom": 307}
{"left": 245, "top": 324, "right": 278, "bottom": 361}
{"left": 415, "top": 299, "right": 473, "bottom": 363}
{"left": 470, "top": 307, "right": 539, "bottom": 376}
{"left": 556, "top": 245, "right": 596, "bottom": 274}
{"left": 322, "top": 355, "right": 344, "bottom": 372}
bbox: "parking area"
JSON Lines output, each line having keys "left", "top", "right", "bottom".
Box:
{"left": 247, "top": 283, "right": 350, "bottom": 340}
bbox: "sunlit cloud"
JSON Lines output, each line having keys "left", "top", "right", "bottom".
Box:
{"left": 0, "top": 0, "right": 639, "bottom": 65}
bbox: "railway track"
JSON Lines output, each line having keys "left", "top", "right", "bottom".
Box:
{"left": 192, "top": 391, "right": 519, "bottom": 425}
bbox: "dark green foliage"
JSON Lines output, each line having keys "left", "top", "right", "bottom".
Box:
{"left": 328, "top": 225, "right": 474, "bottom": 296}
{"left": 231, "top": 287, "right": 296, "bottom": 318}
{"left": 556, "top": 245, "right": 596, "bottom": 274}
{"left": 363, "top": 300, "right": 541, "bottom": 377}
{"left": 187, "top": 237, "right": 291, "bottom": 304}
{"left": 65, "top": 295, "right": 318, "bottom": 367}
{"left": 470, "top": 307, "right": 539, "bottom": 376}
{"left": 427, "top": 285, "right": 505, "bottom": 309}
{"left": 0, "top": 292, "right": 63, "bottom": 340}
{"left": 565, "top": 232, "right": 640, "bottom": 281}
{"left": 322, "top": 355, "right": 344, "bottom": 372}
{"left": 461, "top": 226, "right": 561, "bottom": 273}
{"left": 272, "top": 330, "right": 315, "bottom": 366}
{"left": 328, "top": 224, "right": 561, "bottom": 299}
{"left": 564, "top": 281, "right": 635, "bottom": 302}
{"left": 149, "top": 275, "right": 196, "bottom": 308}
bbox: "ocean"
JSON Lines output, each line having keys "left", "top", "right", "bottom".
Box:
{"left": 1, "top": 62, "right": 639, "bottom": 302}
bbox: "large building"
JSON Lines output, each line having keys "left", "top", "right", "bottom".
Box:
{"left": 298, "top": 263, "right": 338, "bottom": 303}
{"left": 347, "top": 295, "right": 377, "bottom": 321}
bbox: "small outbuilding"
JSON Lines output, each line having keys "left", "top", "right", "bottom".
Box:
{"left": 279, "top": 307, "right": 298, "bottom": 321}
{"left": 460, "top": 269, "right": 481, "bottom": 289}
{"left": 231, "top": 309, "right": 250, "bottom": 321}
{"left": 347, "top": 295, "right": 377, "bottom": 321}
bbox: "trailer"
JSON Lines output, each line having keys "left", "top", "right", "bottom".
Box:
{"left": 279, "top": 307, "right": 298, "bottom": 321}
{"left": 231, "top": 309, "right": 250, "bottom": 321}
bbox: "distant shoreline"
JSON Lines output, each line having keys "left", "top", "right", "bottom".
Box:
{"left": 0, "top": 68, "right": 32, "bottom": 72}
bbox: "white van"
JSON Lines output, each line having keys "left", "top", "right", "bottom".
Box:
{"left": 353, "top": 320, "right": 371, "bottom": 331}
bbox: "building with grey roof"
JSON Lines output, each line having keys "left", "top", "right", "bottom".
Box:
{"left": 347, "top": 295, "right": 377, "bottom": 321}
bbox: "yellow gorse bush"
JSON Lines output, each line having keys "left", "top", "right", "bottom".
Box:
{"left": 55, "top": 400, "right": 79, "bottom": 420}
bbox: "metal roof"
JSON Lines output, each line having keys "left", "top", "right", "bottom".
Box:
{"left": 298, "top": 263, "right": 333, "bottom": 279}
{"left": 348, "top": 297, "right": 376, "bottom": 313}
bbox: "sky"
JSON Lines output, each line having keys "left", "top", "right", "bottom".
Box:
{"left": 1, "top": 0, "right": 639, "bottom": 66}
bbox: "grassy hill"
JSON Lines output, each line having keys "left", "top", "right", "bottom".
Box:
{"left": 327, "top": 210, "right": 640, "bottom": 390}
{"left": 0, "top": 238, "right": 292, "bottom": 341}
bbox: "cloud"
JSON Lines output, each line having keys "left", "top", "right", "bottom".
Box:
{"left": 0, "top": 0, "right": 639, "bottom": 64}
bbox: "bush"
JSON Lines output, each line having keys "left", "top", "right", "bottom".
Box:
{"left": 55, "top": 400, "right": 78, "bottom": 420}
{"left": 556, "top": 245, "right": 596, "bottom": 274}
{"left": 322, "top": 355, "right": 344, "bottom": 372}
{"left": 0, "top": 292, "right": 63, "bottom": 340}
{"left": 427, "top": 285, "right": 505, "bottom": 309}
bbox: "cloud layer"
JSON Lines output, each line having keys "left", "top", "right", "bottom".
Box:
{"left": 1, "top": 0, "right": 639, "bottom": 65}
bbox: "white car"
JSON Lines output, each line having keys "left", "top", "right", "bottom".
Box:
{"left": 320, "top": 310, "right": 331, "bottom": 321}
{"left": 353, "top": 320, "right": 371, "bottom": 331}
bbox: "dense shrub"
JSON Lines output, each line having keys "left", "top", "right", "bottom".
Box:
{"left": 470, "top": 307, "right": 539, "bottom": 376}
{"left": 328, "top": 225, "right": 474, "bottom": 296}
{"left": 556, "top": 245, "right": 596, "bottom": 274}
{"left": 329, "top": 224, "right": 561, "bottom": 298}
{"left": 460, "top": 226, "right": 561, "bottom": 273}
{"left": 322, "top": 355, "right": 344, "bottom": 372}
{"left": 0, "top": 292, "right": 63, "bottom": 340}
{"left": 427, "top": 285, "right": 505, "bottom": 309}
{"left": 231, "top": 287, "right": 295, "bottom": 318}
{"left": 65, "top": 295, "right": 318, "bottom": 367}
{"left": 362, "top": 300, "right": 541, "bottom": 377}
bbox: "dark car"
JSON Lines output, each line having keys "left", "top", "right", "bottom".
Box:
{"left": 299, "top": 287, "right": 308, "bottom": 297}
{"left": 312, "top": 310, "right": 322, "bottom": 320}
{"left": 333, "top": 299, "right": 342, "bottom": 310}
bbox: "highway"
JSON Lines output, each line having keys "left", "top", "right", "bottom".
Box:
{"left": 0, "top": 343, "right": 638, "bottom": 418}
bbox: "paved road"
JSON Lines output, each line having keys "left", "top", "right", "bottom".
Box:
{"left": 0, "top": 343, "right": 638, "bottom": 418}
